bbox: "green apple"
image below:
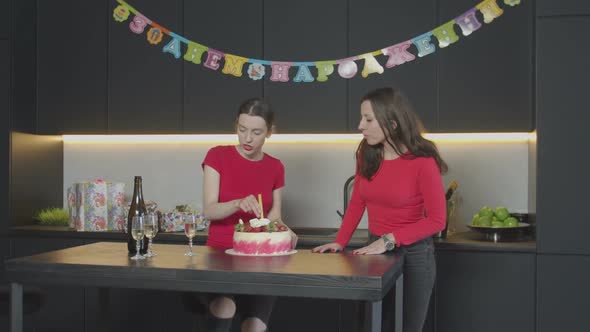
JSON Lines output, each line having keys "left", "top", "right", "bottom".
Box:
{"left": 494, "top": 207, "right": 510, "bottom": 221}
{"left": 491, "top": 221, "right": 504, "bottom": 228}
{"left": 478, "top": 215, "right": 492, "bottom": 227}
{"left": 479, "top": 206, "right": 494, "bottom": 218}
{"left": 504, "top": 217, "right": 519, "bottom": 227}
{"left": 472, "top": 214, "right": 480, "bottom": 225}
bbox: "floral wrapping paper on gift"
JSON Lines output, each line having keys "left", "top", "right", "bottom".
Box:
{"left": 159, "top": 204, "right": 208, "bottom": 232}
{"left": 67, "top": 179, "right": 126, "bottom": 232}
{"left": 107, "top": 182, "right": 127, "bottom": 231}
{"left": 66, "top": 186, "right": 77, "bottom": 229}
{"left": 158, "top": 211, "right": 186, "bottom": 232}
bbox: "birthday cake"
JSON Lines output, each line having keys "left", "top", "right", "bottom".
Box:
{"left": 232, "top": 218, "right": 292, "bottom": 255}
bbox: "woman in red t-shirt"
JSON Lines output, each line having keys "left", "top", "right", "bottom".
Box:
{"left": 313, "top": 87, "right": 447, "bottom": 332}
{"left": 199, "top": 98, "right": 288, "bottom": 332}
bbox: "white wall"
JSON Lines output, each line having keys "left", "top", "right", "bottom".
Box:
{"left": 64, "top": 140, "right": 529, "bottom": 232}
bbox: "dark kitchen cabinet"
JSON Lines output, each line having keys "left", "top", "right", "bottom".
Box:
{"left": 537, "top": 0, "right": 590, "bottom": 16}
{"left": 434, "top": 251, "right": 535, "bottom": 332}
{"left": 270, "top": 298, "right": 342, "bottom": 332}
{"left": 85, "top": 288, "right": 192, "bottom": 332}
{"left": 11, "top": 0, "right": 36, "bottom": 133}
{"left": 438, "top": 0, "right": 533, "bottom": 132}
{"left": 264, "top": 0, "right": 348, "bottom": 133}
{"left": 349, "top": 0, "right": 438, "bottom": 132}
{"left": 536, "top": 17, "right": 590, "bottom": 255}
{"left": 36, "top": 0, "right": 108, "bottom": 134}
{"left": 1, "top": 40, "right": 9, "bottom": 235}
{"left": 183, "top": 1, "right": 263, "bottom": 134}
{"left": 537, "top": 254, "right": 590, "bottom": 332}
{"left": 0, "top": 240, "right": 8, "bottom": 332}
{"left": 26, "top": 0, "right": 536, "bottom": 135}
{"left": 108, "top": 0, "right": 183, "bottom": 134}
{"left": 0, "top": 236, "right": 9, "bottom": 282}
{"left": 0, "top": 0, "right": 8, "bottom": 40}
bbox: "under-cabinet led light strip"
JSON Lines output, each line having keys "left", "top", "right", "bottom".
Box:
{"left": 62, "top": 132, "right": 536, "bottom": 144}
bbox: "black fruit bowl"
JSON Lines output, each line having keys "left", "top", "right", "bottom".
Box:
{"left": 467, "top": 222, "right": 531, "bottom": 242}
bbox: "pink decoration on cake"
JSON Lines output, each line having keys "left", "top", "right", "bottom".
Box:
{"left": 233, "top": 237, "right": 292, "bottom": 255}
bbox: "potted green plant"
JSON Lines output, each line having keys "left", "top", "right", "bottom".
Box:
{"left": 34, "top": 208, "right": 70, "bottom": 226}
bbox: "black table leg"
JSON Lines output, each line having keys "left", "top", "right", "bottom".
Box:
{"left": 10, "top": 282, "right": 23, "bottom": 332}
{"left": 368, "top": 299, "right": 382, "bottom": 332}
{"left": 395, "top": 273, "right": 404, "bottom": 332}
{"left": 366, "top": 271, "right": 404, "bottom": 332}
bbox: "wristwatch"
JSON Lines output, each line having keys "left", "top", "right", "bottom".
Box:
{"left": 381, "top": 234, "right": 395, "bottom": 251}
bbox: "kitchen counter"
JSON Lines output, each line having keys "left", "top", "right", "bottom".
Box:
{"left": 6, "top": 225, "right": 366, "bottom": 248}
{"left": 435, "top": 231, "right": 536, "bottom": 253}
{"left": 8, "top": 225, "right": 536, "bottom": 253}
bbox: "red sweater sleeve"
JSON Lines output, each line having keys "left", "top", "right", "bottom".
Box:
{"left": 393, "top": 158, "right": 446, "bottom": 245}
{"left": 335, "top": 174, "right": 365, "bottom": 248}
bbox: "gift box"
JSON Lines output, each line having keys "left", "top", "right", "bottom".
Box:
{"left": 159, "top": 211, "right": 186, "bottom": 232}
{"left": 67, "top": 179, "right": 126, "bottom": 232}
{"left": 158, "top": 205, "right": 208, "bottom": 232}
{"left": 66, "top": 186, "right": 77, "bottom": 229}
{"left": 107, "top": 182, "right": 127, "bottom": 231}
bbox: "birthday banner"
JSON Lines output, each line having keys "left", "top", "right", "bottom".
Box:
{"left": 113, "top": 0, "right": 521, "bottom": 83}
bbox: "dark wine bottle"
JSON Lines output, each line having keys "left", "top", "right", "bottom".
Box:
{"left": 127, "top": 176, "right": 148, "bottom": 255}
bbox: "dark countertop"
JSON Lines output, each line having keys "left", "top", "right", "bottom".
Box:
{"left": 7, "top": 225, "right": 368, "bottom": 247}
{"left": 7, "top": 225, "right": 536, "bottom": 253}
{"left": 435, "top": 231, "right": 536, "bottom": 253}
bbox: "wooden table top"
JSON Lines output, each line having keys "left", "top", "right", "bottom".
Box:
{"left": 5, "top": 242, "right": 403, "bottom": 301}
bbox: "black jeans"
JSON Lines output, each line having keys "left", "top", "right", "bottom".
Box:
{"left": 369, "top": 235, "right": 436, "bottom": 332}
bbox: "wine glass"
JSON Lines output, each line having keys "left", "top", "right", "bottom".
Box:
{"left": 143, "top": 213, "right": 158, "bottom": 257}
{"left": 130, "top": 216, "right": 146, "bottom": 260}
{"left": 183, "top": 213, "right": 198, "bottom": 256}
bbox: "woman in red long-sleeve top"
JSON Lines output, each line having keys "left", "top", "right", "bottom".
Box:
{"left": 313, "top": 87, "right": 447, "bottom": 332}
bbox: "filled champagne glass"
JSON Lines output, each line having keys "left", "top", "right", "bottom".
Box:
{"left": 130, "top": 216, "right": 146, "bottom": 260}
{"left": 183, "top": 213, "right": 198, "bottom": 256}
{"left": 143, "top": 213, "right": 158, "bottom": 257}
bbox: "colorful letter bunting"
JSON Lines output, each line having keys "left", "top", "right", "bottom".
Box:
{"left": 113, "top": 0, "right": 520, "bottom": 83}
{"left": 381, "top": 41, "right": 415, "bottom": 68}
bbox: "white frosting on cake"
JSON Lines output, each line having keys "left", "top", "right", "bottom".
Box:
{"left": 249, "top": 217, "right": 271, "bottom": 228}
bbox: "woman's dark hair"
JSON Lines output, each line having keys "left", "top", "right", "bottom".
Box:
{"left": 356, "top": 87, "right": 448, "bottom": 179}
{"left": 236, "top": 98, "right": 275, "bottom": 131}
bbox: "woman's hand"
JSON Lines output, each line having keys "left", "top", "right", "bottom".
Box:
{"left": 312, "top": 242, "right": 343, "bottom": 253}
{"left": 352, "top": 239, "right": 386, "bottom": 255}
{"left": 235, "top": 195, "right": 262, "bottom": 217}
